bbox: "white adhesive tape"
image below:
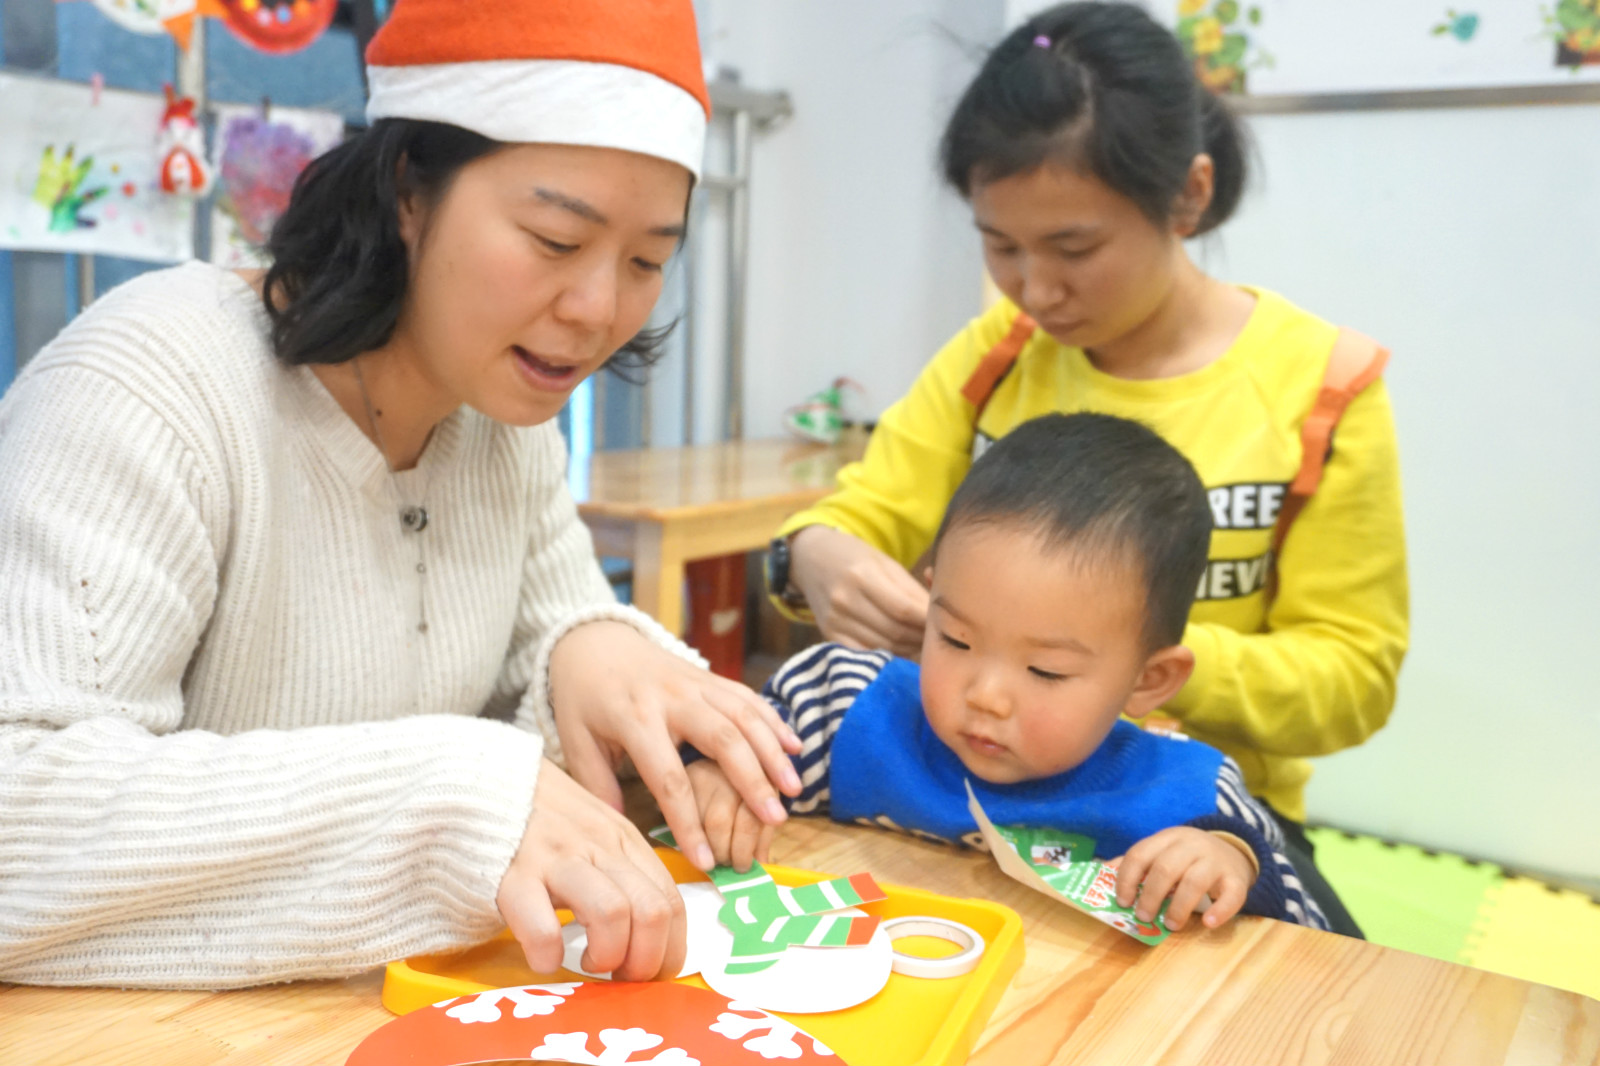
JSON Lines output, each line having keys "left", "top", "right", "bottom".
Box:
{"left": 881, "top": 915, "right": 985, "bottom": 979}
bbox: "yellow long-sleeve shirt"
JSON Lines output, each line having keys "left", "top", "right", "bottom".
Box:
{"left": 778, "top": 291, "right": 1409, "bottom": 821}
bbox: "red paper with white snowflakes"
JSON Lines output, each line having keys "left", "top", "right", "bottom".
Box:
{"left": 345, "top": 980, "right": 842, "bottom": 1065}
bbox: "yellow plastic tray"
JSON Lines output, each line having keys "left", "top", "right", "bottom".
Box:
{"left": 383, "top": 848, "right": 1025, "bottom": 1066}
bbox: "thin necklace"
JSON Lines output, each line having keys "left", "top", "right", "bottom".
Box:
{"left": 353, "top": 355, "right": 432, "bottom": 636}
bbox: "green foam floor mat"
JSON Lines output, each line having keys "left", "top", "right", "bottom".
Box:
{"left": 1307, "top": 828, "right": 1600, "bottom": 1001}
{"left": 1307, "top": 827, "right": 1502, "bottom": 962}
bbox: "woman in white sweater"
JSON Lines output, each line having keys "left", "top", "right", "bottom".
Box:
{"left": 0, "top": 0, "right": 801, "bottom": 988}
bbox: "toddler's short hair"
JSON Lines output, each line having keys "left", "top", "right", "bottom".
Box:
{"left": 935, "top": 413, "right": 1212, "bottom": 648}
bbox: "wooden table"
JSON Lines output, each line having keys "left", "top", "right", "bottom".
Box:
{"left": 571, "top": 436, "right": 865, "bottom": 635}
{"left": 4, "top": 802, "right": 1596, "bottom": 1066}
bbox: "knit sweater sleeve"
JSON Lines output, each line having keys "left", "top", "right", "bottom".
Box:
{"left": 496, "top": 423, "right": 709, "bottom": 768}
{"left": 0, "top": 364, "right": 540, "bottom": 989}
{"left": 1183, "top": 758, "right": 1330, "bottom": 931}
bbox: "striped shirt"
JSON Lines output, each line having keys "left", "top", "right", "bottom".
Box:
{"left": 755, "top": 643, "right": 1330, "bottom": 931}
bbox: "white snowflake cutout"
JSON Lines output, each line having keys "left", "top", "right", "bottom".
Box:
{"left": 530, "top": 1027, "right": 700, "bottom": 1064}
{"left": 711, "top": 1002, "right": 834, "bottom": 1059}
{"left": 436, "top": 982, "right": 581, "bottom": 1023}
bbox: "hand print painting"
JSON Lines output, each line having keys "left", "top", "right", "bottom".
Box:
{"left": 0, "top": 73, "right": 195, "bottom": 262}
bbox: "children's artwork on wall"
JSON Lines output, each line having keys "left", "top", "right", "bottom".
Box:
{"left": 217, "top": 0, "right": 339, "bottom": 54}
{"left": 80, "top": 0, "right": 223, "bottom": 50}
{"left": 157, "top": 86, "right": 214, "bottom": 197}
{"left": 208, "top": 103, "right": 343, "bottom": 269}
{"left": 0, "top": 73, "right": 195, "bottom": 263}
{"left": 1173, "top": 0, "right": 1271, "bottom": 94}
{"left": 1545, "top": 0, "right": 1600, "bottom": 65}
{"left": 1154, "top": 0, "right": 1600, "bottom": 96}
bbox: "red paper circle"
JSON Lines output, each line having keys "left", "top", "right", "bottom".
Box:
{"left": 345, "top": 981, "right": 840, "bottom": 1065}
{"left": 218, "top": 0, "right": 337, "bottom": 54}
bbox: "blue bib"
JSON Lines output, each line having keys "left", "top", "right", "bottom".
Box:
{"left": 827, "top": 658, "right": 1225, "bottom": 858}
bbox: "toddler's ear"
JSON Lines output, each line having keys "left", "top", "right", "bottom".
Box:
{"left": 1123, "top": 644, "right": 1195, "bottom": 719}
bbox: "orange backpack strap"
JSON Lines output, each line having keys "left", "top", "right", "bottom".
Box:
{"left": 1267, "top": 327, "right": 1390, "bottom": 596}
{"left": 960, "top": 312, "right": 1038, "bottom": 421}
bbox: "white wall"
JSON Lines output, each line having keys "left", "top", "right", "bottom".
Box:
{"left": 1207, "top": 103, "right": 1600, "bottom": 884}
{"left": 692, "top": 0, "right": 1001, "bottom": 439}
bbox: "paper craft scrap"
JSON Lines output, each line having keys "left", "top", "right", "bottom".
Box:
{"left": 345, "top": 980, "right": 839, "bottom": 1065}
{"left": 648, "top": 826, "right": 887, "bottom": 973}
{"left": 964, "top": 781, "right": 1169, "bottom": 946}
{"left": 710, "top": 863, "right": 885, "bottom": 974}
{"left": 700, "top": 914, "right": 894, "bottom": 1015}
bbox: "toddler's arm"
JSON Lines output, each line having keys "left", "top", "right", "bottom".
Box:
{"left": 1119, "top": 758, "right": 1329, "bottom": 931}
{"left": 684, "top": 643, "right": 891, "bottom": 816}
{"left": 679, "top": 644, "right": 890, "bottom": 868}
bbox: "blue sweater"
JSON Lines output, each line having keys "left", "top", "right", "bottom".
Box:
{"left": 758, "top": 643, "right": 1329, "bottom": 931}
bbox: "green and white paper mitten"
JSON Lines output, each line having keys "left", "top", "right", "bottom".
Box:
{"left": 965, "top": 783, "right": 1171, "bottom": 946}
{"left": 648, "top": 826, "right": 887, "bottom": 971}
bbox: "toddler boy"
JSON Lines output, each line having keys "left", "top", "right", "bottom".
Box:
{"left": 690, "top": 413, "right": 1328, "bottom": 932}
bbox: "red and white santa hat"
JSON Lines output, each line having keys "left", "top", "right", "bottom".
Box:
{"left": 364, "top": 0, "right": 710, "bottom": 180}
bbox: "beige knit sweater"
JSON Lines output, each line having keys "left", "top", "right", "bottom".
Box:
{"left": 0, "top": 262, "right": 698, "bottom": 989}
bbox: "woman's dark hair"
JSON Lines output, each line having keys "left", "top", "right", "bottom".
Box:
{"left": 939, "top": 1, "right": 1248, "bottom": 236}
{"left": 264, "top": 118, "right": 675, "bottom": 373}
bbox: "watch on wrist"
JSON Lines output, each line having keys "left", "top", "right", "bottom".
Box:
{"left": 765, "top": 534, "right": 806, "bottom": 607}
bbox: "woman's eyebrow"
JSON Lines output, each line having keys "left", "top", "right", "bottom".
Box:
{"left": 976, "top": 220, "right": 1096, "bottom": 242}
{"left": 533, "top": 186, "right": 685, "bottom": 239}
{"left": 534, "top": 186, "right": 607, "bottom": 224}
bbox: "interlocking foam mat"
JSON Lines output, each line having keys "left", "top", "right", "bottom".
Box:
{"left": 1307, "top": 828, "right": 1600, "bottom": 1000}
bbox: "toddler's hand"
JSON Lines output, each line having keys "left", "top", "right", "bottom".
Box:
{"left": 1112, "top": 827, "right": 1256, "bottom": 932}
{"left": 685, "top": 760, "right": 779, "bottom": 872}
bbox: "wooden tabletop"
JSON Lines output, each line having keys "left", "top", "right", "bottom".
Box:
{"left": 571, "top": 435, "right": 866, "bottom": 522}
{"left": 3, "top": 804, "right": 1597, "bottom": 1066}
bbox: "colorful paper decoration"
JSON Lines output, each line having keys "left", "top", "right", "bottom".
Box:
{"left": 208, "top": 102, "right": 343, "bottom": 268}
{"left": 345, "top": 980, "right": 840, "bottom": 1065}
{"left": 965, "top": 781, "right": 1170, "bottom": 945}
{"left": 698, "top": 915, "right": 894, "bottom": 1016}
{"left": 156, "top": 85, "right": 213, "bottom": 197}
{"left": 83, "top": 0, "right": 225, "bottom": 51}
{"left": 0, "top": 73, "right": 195, "bottom": 262}
{"left": 708, "top": 863, "right": 885, "bottom": 974}
{"left": 783, "top": 378, "right": 862, "bottom": 445}
{"left": 645, "top": 827, "right": 887, "bottom": 974}
{"left": 218, "top": 0, "right": 338, "bottom": 54}
{"left": 644, "top": 827, "right": 895, "bottom": 1013}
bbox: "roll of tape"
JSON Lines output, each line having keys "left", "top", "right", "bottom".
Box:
{"left": 881, "top": 915, "right": 985, "bottom": 979}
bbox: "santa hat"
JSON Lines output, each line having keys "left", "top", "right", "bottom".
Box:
{"left": 365, "top": 0, "right": 710, "bottom": 180}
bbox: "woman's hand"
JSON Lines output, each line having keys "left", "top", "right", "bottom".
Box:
{"left": 1112, "top": 827, "right": 1257, "bottom": 932}
{"left": 686, "top": 759, "right": 778, "bottom": 872}
{"left": 548, "top": 621, "right": 803, "bottom": 872}
{"left": 789, "top": 525, "right": 927, "bottom": 658}
{"left": 498, "top": 758, "right": 687, "bottom": 981}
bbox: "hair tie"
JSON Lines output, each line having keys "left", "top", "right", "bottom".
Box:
{"left": 1033, "top": 34, "right": 1052, "bottom": 49}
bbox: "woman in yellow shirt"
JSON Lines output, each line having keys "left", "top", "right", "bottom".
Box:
{"left": 769, "top": 2, "right": 1407, "bottom": 936}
